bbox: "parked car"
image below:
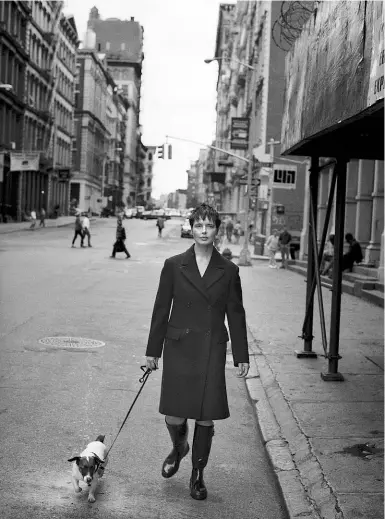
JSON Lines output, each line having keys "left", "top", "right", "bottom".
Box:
{"left": 181, "top": 218, "right": 193, "bottom": 238}
{"left": 124, "top": 208, "right": 134, "bottom": 219}
{"left": 100, "top": 207, "right": 114, "bottom": 218}
{"left": 135, "top": 206, "right": 145, "bottom": 218}
{"left": 141, "top": 210, "right": 155, "bottom": 220}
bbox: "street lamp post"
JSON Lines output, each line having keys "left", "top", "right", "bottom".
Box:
{"left": 205, "top": 56, "right": 257, "bottom": 266}
{"left": 265, "top": 138, "right": 280, "bottom": 239}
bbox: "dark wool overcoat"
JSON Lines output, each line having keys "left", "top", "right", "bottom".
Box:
{"left": 146, "top": 245, "right": 249, "bottom": 420}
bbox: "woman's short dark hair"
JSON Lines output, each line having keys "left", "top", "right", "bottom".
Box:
{"left": 189, "top": 203, "right": 221, "bottom": 229}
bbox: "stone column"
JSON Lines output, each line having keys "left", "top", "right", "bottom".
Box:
{"left": 355, "top": 160, "right": 375, "bottom": 254}
{"left": 365, "top": 160, "right": 384, "bottom": 265}
{"left": 344, "top": 159, "right": 359, "bottom": 237}
{"left": 379, "top": 230, "right": 384, "bottom": 282}
{"left": 299, "top": 160, "right": 310, "bottom": 260}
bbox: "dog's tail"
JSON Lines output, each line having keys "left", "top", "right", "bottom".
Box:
{"left": 95, "top": 434, "right": 105, "bottom": 443}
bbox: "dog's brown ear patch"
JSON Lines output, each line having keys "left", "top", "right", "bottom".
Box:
{"left": 68, "top": 456, "right": 80, "bottom": 463}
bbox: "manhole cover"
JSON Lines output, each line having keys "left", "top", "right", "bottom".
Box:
{"left": 38, "top": 337, "right": 105, "bottom": 349}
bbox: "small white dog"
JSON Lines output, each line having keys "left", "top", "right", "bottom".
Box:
{"left": 68, "top": 434, "right": 108, "bottom": 503}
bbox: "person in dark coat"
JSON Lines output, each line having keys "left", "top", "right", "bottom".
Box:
{"left": 145, "top": 203, "right": 249, "bottom": 501}
{"left": 342, "top": 233, "right": 363, "bottom": 272}
{"left": 110, "top": 218, "right": 130, "bottom": 258}
{"left": 156, "top": 215, "right": 165, "bottom": 237}
{"left": 71, "top": 214, "right": 84, "bottom": 248}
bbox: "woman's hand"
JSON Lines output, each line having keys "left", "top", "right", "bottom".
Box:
{"left": 237, "top": 363, "right": 249, "bottom": 378}
{"left": 146, "top": 356, "right": 159, "bottom": 371}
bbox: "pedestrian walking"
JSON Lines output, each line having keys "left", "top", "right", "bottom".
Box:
{"left": 30, "top": 209, "right": 37, "bottom": 230}
{"left": 156, "top": 215, "right": 165, "bottom": 237}
{"left": 39, "top": 208, "right": 46, "bottom": 227}
{"left": 110, "top": 218, "right": 130, "bottom": 258}
{"left": 225, "top": 217, "right": 233, "bottom": 243}
{"left": 71, "top": 214, "right": 84, "bottom": 248}
{"left": 265, "top": 229, "right": 280, "bottom": 268}
{"left": 145, "top": 203, "right": 249, "bottom": 501}
{"left": 278, "top": 226, "right": 292, "bottom": 268}
{"left": 82, "top": 214, "right": 92, "bottom": 247}
{"left": 233, "top": 220, "right": 242, "bottom": 244}
{"left": 320, "top": 234, "right": 334, "bottom": 275}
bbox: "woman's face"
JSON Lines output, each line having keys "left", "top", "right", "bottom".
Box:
{"left": 192, "top": 217, "right": 218, "bottom": 246}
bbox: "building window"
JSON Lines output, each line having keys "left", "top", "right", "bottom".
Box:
{"left": 106, "top": 42, "right": 110, "bottom": 50}
{"left": 120, "top": 43, "right": 125, "bottom": 51}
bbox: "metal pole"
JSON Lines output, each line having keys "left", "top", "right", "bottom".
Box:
{"left": 302, "top": 164, "right": 338, "bottom": 333}
{"left": 166, "top": 135, "right": 250, "bottom": 164}
{"left": 321, "top": 158, "right": 347, "bottom": 381}
{"left": 238, "top": 93, "right": 255, "bottom": 267}
{"left": 309, "top": 193, "right": 328, "bottom": 357}
{"left": 265, "top": 138, "right": 279, "bottom": 239}
{"left": 296, "top": 156, "right": 319, "bottom": 358}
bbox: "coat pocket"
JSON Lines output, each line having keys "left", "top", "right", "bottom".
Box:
{"left": 165, "top": 325, "right": 184, "bottom": 341}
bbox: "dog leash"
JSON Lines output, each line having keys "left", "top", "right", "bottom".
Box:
{"left": 106, "top": 365, "right": 153, "bottom": 457}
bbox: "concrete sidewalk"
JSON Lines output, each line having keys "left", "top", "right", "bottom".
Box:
{"left": 239, "top": 264, "right": 384, "bottom": 519}
{"left": 0, "top": 216, "right": 96, "bottom": 235}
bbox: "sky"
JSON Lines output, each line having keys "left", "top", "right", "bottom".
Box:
{"left": 63, "top": 0, "right": 230, "bottom": 199}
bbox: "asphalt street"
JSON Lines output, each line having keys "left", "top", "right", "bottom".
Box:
{"left": 0, "top": 217, "right": 288, "bottom": 519}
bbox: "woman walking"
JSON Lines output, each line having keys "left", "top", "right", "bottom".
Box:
{"left": 71, "top": 214, "right": 84, "bottom": 248}
{"left": 110, "top": 218, "right": 130, "bottom": 258}
{"left": 265, "top": 229, "right": 280, "bottom": 268}
{"left": 145, "top": 203, "right": 249, "bottom": 500}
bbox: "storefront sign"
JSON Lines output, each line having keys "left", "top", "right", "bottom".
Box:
{"left": 230, "top": 118, "right": 250, "bottom": 150}
{"left": 10, "top": 152, "right": 40, "bottom": 172}
{"left": 367, "top": 1, "right": 384, "bottom": 107}
{"left": 273, "top": 165, "right": 297, "bottom": 189}
{"left": 58, "top": 169, "right": 70, "bottom": 182}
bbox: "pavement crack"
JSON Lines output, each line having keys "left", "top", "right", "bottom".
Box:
{"left": 246, "top": 324, "right": 346, "bottom": 519}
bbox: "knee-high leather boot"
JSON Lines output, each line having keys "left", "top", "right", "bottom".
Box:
{"left": 161, "top": 418, "right": 189, "bottom": 478}
{"left": 189, "top": 423, "right": 214, "bottom": 500}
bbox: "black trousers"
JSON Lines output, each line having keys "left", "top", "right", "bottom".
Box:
{"left": 83, "top": 228, "right": 91, "bottom": 245}
{"left": 112, "top": 239, "right": 130, "bottom": 257}
{"left": 72, "top": 230, "right": 83, "bottom": 245}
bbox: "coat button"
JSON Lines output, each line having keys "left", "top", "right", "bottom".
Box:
{"left": 186, "top": 328, "right": 190, "bottom": 334}
{"left": 207, "top": 305, "right": 211, "bottom": 310}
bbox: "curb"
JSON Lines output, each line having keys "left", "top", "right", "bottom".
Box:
{"left": 244, "top": 330, "right": 342, "bottom": 519}
{"left": 0, "top": 218, "right": 97, "bottom": 235}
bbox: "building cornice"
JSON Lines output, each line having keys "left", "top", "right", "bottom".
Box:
{"left": 76, "top": 109, "right": 108, "bottom": 134}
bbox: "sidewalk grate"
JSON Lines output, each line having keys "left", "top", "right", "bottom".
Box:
{"left": 38, "top": 337, "right": 105, "bottom": 349}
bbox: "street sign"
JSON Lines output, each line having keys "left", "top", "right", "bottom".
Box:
{"left": 257, "top": 162, "right": 273, "bottom": 168}
{"left": 230, "top": 118, "right": 250, "bottom": 150}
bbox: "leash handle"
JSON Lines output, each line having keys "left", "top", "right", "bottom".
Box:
{"left": 106, "top": 365, "right": 153, "bottom": 456}
{"left": 139, "top": 365, "right": 153, "bottom": 383}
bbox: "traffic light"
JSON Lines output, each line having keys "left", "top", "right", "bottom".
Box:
{"left": 157, "top": 145, "right": 164, "bottom": 159}
{"left": 168, "top": 144, "right": 172, "bottom": 160}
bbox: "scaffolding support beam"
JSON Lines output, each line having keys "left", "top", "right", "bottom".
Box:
{"left": 321, "top": 158, "right": 348, "bottom": 381}
{"left": 295, "top": 156, "right": 319, "bottom": 358}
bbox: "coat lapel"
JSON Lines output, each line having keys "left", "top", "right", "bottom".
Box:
{"left": 180, "top": 245, "right": 210, "bottom": 301}
{"left": 203, "top": 247, "right": 225, "bottom": 289}
{"left": 180, "top": 246, "right": 226, "bottom": 301}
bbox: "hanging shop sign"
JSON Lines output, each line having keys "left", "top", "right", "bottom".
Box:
{"left": 10, "top": 152, "right": 40, "bottom": 172}
{"left": 58, "top": 169, "right": 71, "bottom": 182}
{"left": 230, "top": 118, "right": 250, "bottom": 150}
